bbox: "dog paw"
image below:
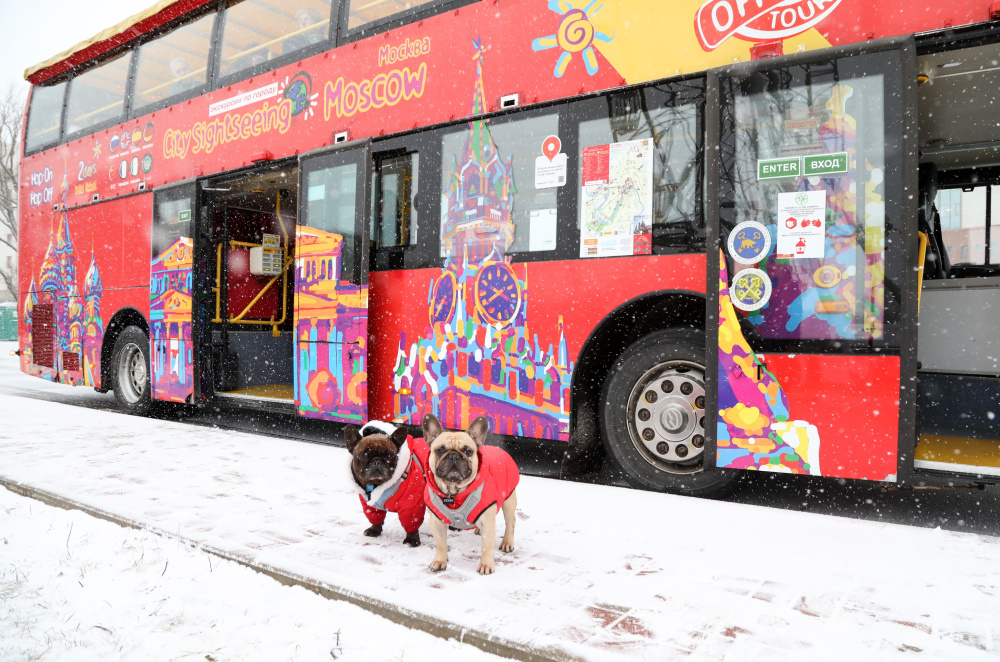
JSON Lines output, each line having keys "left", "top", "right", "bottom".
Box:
{"left": 428, "top": 559, "right": 448, "bottom": 572}
{"left": 477, "top": 560, "right": 495, "bottom": 575}
{"left": 499, "top": 538, "right": 514, "bottom": 553}
{"left": 364, "top": 524, "right": 383, "bottom": 537}
{"left": 403, "top": 532, "right": 421, "bottom": 547}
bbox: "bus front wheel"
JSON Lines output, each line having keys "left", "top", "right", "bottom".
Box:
{"left": 111, "top": 325, "right": 153, "bottom": 416}
{"left": 600, "top": 329, "right": 739, "bottom": 498}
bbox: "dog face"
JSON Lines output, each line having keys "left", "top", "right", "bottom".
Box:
{"left": 344, "top": 424, "right": 409, "bottom": 487}
{"left": 422, "top": 414, "right": 489, "bottom": 495}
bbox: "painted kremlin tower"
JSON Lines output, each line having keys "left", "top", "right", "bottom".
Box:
{"left": 393, "top": 38, "right": 573, "bottom": 441}
{"left": 22, "top": 169, "right": 103, "bottom": 385}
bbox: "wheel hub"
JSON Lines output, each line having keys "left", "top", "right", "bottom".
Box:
{"left": 629, "top": 362, "right": 706, "bottom": 471}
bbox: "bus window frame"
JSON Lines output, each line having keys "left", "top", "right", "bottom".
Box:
{"left": 335, "top": 0, "right": 479, "bottom": 45}
{"left": 129, "top": 2, "right": 224, "bottom": 119}
{"left": 61, "top": 48, "right": 137, "bottom": 146}
{"left": 212, "top": 0, "right": 337, "bottom": 91}
{"left": 23, "top": 80, "right": 69, "bottom": 156}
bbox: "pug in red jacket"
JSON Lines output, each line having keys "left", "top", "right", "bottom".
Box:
{"left": 413, "top": 414, "right": 519, "bottom": 575}
{"left": 344, "top": 421, "right": 429, "bottom": 547}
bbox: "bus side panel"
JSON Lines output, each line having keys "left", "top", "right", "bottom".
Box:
{"left": 717, "top": 353, "right": 901, "bottom": 482}
{"left": 18, "top": 178, "right": 151, "bottom": 389}
{"left": 368, "top": 253, "right": 706, "bottom": 441}
{"left": 150, "top": 236, "right": 193, "bottom": 403}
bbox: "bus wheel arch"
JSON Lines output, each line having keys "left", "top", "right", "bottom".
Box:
{"left": 562, "top": 291, "right": 705, "bottom": 480}
{"left": 100, "top": 308, "right": 150, "bottom": 394}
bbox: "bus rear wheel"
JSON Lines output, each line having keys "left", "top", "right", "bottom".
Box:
{"left": 600, "top": 329, "right": 740, "bottom": 498}
{"left": 111, "top": 325, "right": 153, "bottom": 416}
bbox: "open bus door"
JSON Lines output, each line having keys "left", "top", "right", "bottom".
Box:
{"left": 704, "top": 38, "right": 921, "bottom": 484}
{"left": 293, "top": 140, "right": 372, "bottom": 424}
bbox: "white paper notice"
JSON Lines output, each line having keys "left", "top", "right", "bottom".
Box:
{"left": 529, "top": 208, "right": 558, "bottom": 251}
{"left": 535, "top": 153, "right": 567, "bottom": 189}
{"left": 776, "top": 190, "right": 826, "bottom": 259}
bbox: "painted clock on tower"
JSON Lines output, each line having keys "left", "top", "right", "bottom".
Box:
{"left": 430, "top": 271, "right": 457, "bottom": 325}
{"left": 474, "top": 262, "right": 522, "bottom": 326}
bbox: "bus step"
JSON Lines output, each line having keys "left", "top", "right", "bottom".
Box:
{"left": 914, "top": 434, "right": 1000, "bottom": 477}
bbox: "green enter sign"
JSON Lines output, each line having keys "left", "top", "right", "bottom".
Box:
{"left": 757, "top": 157, "right": 801, "bottom": 180}
{"left": 803, "top": 152, "right": 848, "bottom": 176}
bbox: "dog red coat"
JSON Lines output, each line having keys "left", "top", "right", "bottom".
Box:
{"left": 416, "top": 445, "right": 520, "bottom": 530}
{"left": 354, "top": 435, "right": 429, "bottom": 534}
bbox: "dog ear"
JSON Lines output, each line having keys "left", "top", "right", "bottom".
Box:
{"left": 422, "top": 414, "right": 443, "bottom": 444}
{"left": 344, "top": 424, "right": 362, "bottom": 454}
{"left": 389, "top": 427, "right": 409, "bottom": 451}
{"left": 466, "top": 416, "right": 489, "bottom": 447}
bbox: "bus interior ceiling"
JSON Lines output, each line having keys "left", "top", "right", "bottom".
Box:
{"left": 914, "top": 40, "right": 1000, "bottom": 478}
{"left": 207, "top": 164, "right": 298, "bottom": 403}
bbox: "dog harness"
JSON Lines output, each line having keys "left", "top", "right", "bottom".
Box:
{"left": 351, "top": 424, "right": 429, "bottom": 535}
{"left": 419, "top": 445, "right": 520, "bottom": 530}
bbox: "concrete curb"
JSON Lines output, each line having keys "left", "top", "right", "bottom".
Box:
{"left": 0, "top": 475, "right": 582, "bottom": 662}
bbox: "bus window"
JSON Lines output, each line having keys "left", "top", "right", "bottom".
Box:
{"left": 440, "top": 113, "right": 560, "bottom": 259}
{"left": 375, "top": 152, "right": 418, "bottom": 248}
{"left": 345, "top": 0, "right": 438, "bottom": 32}
{"left": 133, "top": 11, "right": 216, "bottom": 112}
{"left": 576, "top": 82, "right": 704, "bottom": 251}
{"left": 305, "top": 161, "right": 359, "bottom": 281}
{"left": 937, "top": 186, "right": 999, "bottom": 266}
{"left": 220, "top": 0, "right": 332, "bottom": 77}
{"left": 24, "top": 81, "right": 66, "bottom": 153}
{"left": 65, "top": 52, "right": 131, "bottom": 136}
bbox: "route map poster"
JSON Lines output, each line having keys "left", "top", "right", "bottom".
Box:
{"left": 579, "top": 139, "right": 654, "bottom": 258}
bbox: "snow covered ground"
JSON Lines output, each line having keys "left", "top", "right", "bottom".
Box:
{"left": 0, "top": 486, "right": 504, "bottom": 662}
{"left": 2, "top": 342, "right": 1000, "bottom": 660}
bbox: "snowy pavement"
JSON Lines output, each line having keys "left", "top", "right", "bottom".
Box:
{"left": 1, "top": 344, "right": 1000, "bottom": 660}
{"left": 0, "top": 487, "right": 505, "bottom": 662}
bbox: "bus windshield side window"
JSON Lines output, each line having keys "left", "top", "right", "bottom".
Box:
{"left": 65, "top": 52, "right": 131, "bottom": 136}
{"left": 439, "top": 113, "right": 560, "bottom": 259}
{"left": 577, "top": 81, "right": 705, "bottom": 251}
{"left": 375, "top": 153, "right": 419, "bottom": 248}
{"left": 345, "top": 0, "right": 438, "bottom": 32}
{"left": 133, "top": 11, "right": 216, "bottom": 113}
{"left": 25, "top": 81, "right": 67, "bottom": 153}
{"left": 220, "top": 0, "right": 333, "bottom": 77}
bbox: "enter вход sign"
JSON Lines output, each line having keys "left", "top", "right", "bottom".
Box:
{"left": 803, "top": 152, "right": 848, "bottom": 176}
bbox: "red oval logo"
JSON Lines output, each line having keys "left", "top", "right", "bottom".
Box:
{"left": 694, "top": 0, "right": 842, "bottom": 52}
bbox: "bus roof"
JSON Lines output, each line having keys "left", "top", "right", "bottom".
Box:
{"left": 24, "top": 0, "right": 213, "bottom": 85}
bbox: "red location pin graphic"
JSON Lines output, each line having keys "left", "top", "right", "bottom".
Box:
{"left": 542, "top": 135, "right": 561, "bottom": 162}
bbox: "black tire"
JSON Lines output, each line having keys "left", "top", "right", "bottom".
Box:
{"left": 600, "top": 328, "right": 740, "bottom": 498}
{"left": 110, "top": 325, "right": 153, "bottom": 416}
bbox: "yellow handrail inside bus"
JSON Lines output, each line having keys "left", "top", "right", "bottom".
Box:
{"left": 917, "top": 231, "right": 928, "bottom": 313}
{"left": 212, "top": 194, "right": 292, "bottom": 336}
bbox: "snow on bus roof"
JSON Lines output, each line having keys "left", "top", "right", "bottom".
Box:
{"left": 24, "top": 0, "right": 215, "bottom": 85}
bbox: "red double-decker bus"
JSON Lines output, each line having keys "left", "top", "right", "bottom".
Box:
{"left": 17, "top": 0, "right": 1000, "bottom": 496}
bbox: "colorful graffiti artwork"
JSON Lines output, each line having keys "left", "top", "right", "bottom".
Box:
{"left": 392, "top": 39, "right": 574, "bottom": 440}
{"left": 21, "top": 169, "right": 104, "bottom": 387}
{"left": 716, "top": 252, "right": 822, "bottom": 474}
{"left": 532, "top": 0, "right": 615, "bottom": 78}
{"left": 293, "top": 226, "right": 369, "bottom": 423}
{"left": 745, "top": 83, "right": 886, "bottom": 341}
{"left": 150, "top": 237, "right": 193, "bottom": 403}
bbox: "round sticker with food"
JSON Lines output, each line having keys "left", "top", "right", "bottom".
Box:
{"left": 730, "top": 268, "right": 772, "bottom": 312}
{"left": 728, "top": 221, "right": 771, "bottom": 264}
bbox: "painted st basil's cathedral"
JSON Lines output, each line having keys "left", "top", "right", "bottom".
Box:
{"left": 393, "top": 39, "right": 573, "bottom": 441}
{"left": 21, "top": 171, "right": 105, "bottom": 387}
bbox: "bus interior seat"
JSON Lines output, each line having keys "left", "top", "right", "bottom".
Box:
{"left": 917, "top": 163, "right": 950, "bottom": 280}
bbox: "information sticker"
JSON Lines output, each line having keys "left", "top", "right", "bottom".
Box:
{"left": 535, "top": 135, "right": 567, "bottom": 189}
{"left": 776, "top": 190, "right": 826, "bottom": 259}
{"left": 728, "top": 220, "right": 771, "bottom": 264}
{"left": 730, "top": 268, "right": 772, "bottom": 312}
